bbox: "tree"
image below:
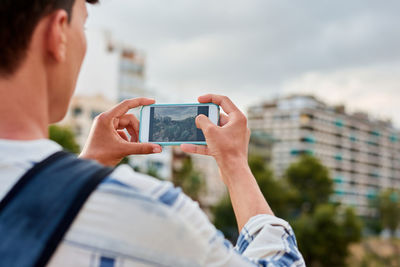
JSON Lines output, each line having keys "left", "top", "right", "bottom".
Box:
{"left": 285, "top": 155, "right": 333, "bottom": 213}
{"left": 117, "top": 157, "right": 130, "bottom": 166}
{"left": 212, "top": 195, "right": 238, "bottom": 242}
{"left": 49, "top": 125, "right": 80, "bottom": 154}
{"left": 248, "top": 155, "right": 296, "bottom": 218}
{"left": 342, "top": 207, "right": 363, "bottom": 244}
{"left": 172, "top": 157, "right": 205, "bottom": 203}
{"left": 146, "top": 164, "right": 162, "bottom": 180}
{"left": 211, "top": 154, "right": 363, "bottom": 264}
{"left": 212, "top": 155, "right": 294, "bottom": 242}
{"left": 377, "top": 189, "right": 400, "bottom": 237}
{"left": 292, "top": 204, "right": 362, "bottom": 267}
{"left": 285, "top": 155, "right": 362, "bottom": 266}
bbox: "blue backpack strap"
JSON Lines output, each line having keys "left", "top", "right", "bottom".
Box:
{"left": 0, "top": 151, "right": 114, "bottom": 267}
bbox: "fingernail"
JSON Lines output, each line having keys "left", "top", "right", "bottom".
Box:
{"left": 153, "top": 146, "right": 162, "bottom": 153}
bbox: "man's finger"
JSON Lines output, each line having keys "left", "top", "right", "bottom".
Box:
{"left": 118, "top": 114, "right": 138, "bottom": 128}
{"left": 105, "top": 98, "right": 155, "bottom": 118}
{"left": 180, "top": 144, "right": 209, "bottom": 156}
{"left": 117, "top": 114, "right": 140, "bottom": 141}
{"left": 124, "top": 143, "right": 162, "bottom": 155}
{"left": 219, "top": 113, "right": 229, "bottom": 126}
{"left": 198, "top": 94, "right": 238, "bottom": 114}
{"left": 117, "top": 130, "right": 129, "bottom": 141}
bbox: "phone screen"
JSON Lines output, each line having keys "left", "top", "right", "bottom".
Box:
{"left": 149, "top": 106, "right": 209, "bottom": 142}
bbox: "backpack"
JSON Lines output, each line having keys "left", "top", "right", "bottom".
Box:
{"left": 0, "top": 151, "right": 113, "bottom": 267}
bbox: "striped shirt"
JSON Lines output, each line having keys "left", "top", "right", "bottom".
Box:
{"left": 0, "top": 139, "right": 305, "bottom": 267}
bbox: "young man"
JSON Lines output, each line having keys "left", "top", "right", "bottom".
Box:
{"left": 0, "top": 0, "right": 305, "bottom": 266}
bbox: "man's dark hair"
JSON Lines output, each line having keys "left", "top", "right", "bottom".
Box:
{"left": 0, "top": 0, "right": 98, "bottom": 76}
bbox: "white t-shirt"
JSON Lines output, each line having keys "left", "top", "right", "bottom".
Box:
{"left": 0, "top": 139, "right": 305, "bottom": 267}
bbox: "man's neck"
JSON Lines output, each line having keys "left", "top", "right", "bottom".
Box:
{"left": 0, "top": 64, "right": 49, "bottom": 140}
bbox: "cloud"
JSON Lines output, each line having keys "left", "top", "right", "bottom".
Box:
{"left": 85, "top": 0, "right": 400, "bottom": 126}
{"left": 281, "top": 63, "right": 400, "bottom": 126}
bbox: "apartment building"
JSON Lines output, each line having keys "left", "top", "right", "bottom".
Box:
{"left": 61, "top": 94, "right": 116, "bottom": 147}
{"left": 66, "top": 29, "right": 172, "bottom": 179}
{"left": 118, "top": 49, "right": 148, "bottom": 101}
{"left": 171, "top": 147, "right": 226, "bottom": 215}
{"left": 248, "top": 95, "right": 400, "bottom": 216}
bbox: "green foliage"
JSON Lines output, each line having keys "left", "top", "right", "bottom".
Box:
{"left": 361, "top": 215, "right": 383, "bottom": 236}
{"left": 212, "top": 195, "right": 238, "bottom": 242}
{"left": 129, "top": 162, "right": 163, "bottom": 180}
{"left": 147, "top": 165, "right": 162, "bottom": 180}
{"left": 172, "top": 157, "right": 205, "bottom": 202}
{"left": 211, "top": 154, "right": 363, "bottom": 266}
{"left": 293, "top": 205, "right": 362, "bottom": 267}
{"left": 212, "top": 155, "right": 291, "bottom": 242}
{"left": 248, "top": 155, "right": 296, "bottom": 218}
{"left": 118, "top": 157, "right": 130, "bottom": 166}
{"left": 294, "top": 204, "right": 345, "bottom": 266}
{"left": 285, "top": 155, "right": 333, "bottom": 213}
{"left": 342, "top": 207, "right": 363, "bottom": 244}
{"left": 48, "top": 125, "right": 80, "bottom": 154}
{"left": 286, "top": 155, "right": 362, "bottom": 266}
{"left": 376, "top": 189, "right": 400, "bottom": 237}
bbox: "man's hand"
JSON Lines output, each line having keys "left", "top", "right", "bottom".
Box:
{"left": 181, "top": 94, "right": 251, "bottom": 184}
{"left": 80, "top": 98, "right": 162, "bottom": 166}
{"left": 181, "top": 94, "right": 273, "bottom": 231}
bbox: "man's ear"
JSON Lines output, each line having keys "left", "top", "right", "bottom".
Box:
{"left": 46, "top": 10, "right": 69, "bottom": 62}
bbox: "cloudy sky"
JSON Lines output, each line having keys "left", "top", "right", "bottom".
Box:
{"left": 85, "top": 0, "right": 400, "bottom": 126}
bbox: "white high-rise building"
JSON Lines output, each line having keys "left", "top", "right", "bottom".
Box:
{"left": 118, "top": 49, "right": 148, "bottom": 101}
{"left": 248, "top": 95, "right": 400, "bottom": 216}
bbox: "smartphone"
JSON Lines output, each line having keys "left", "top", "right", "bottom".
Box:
{"left": 139, "top": 103, "right": 220, "bottom": 145}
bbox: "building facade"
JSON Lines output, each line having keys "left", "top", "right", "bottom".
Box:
{"left": 248, "top": 95, "right": 400, "bottom": 216}
{"left": 118, "top": 49, "right": 147, "bottom": 101}
{"left": 65, "top": 29, "right": 172, "bottom": 179}
{"left": 171, "top": 147, "right": 226, "bottom": 214}
{"left": 61, "top": 95, "right": 116, "bottom": 147}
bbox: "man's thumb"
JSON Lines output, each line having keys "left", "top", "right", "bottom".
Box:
{"left": 196, "top": 114, "right": 213, "bottom": 131}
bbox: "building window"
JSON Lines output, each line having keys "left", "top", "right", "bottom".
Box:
{"left": 334, "top": 119, "right": 344, "bottom": 128}
{"left": 300, "top": 114, "right": 311, "bottom": 124}
{"left": 367, "top": 189, "right": 377, "bottom": 199}
{"left": 334, "top": 154, "right": 343, "bottom": 161}
{"left": 368, "top": 130, "right": 380, "bottom": 137}
{"left": 73, "top": 106, "right": 83, "bottom": 117}
{"left": 349, "top": 135, "right": 357, "bottom": 142}
{"left": 290, "top": 149, "right": 314, "bottom": 156}
{"left": 300, "top": 135, "right": 316, "bottom": 143}
{"left": 368, "top": 172, "right": 380, "bottom": 178}
{"left": 75, "top": 125, "right": 82, "bottom": 136}
{"left": 334, "top": 190, "right": 345, "bottom": 196}
{"left": 91, "top": 110, "right": 102, "bottom": 120}
{"left": 333, "top": 176, "right": 344, "bottom": 184}
{"left": 390, "top": 134, "right": 398, "bottom": 143}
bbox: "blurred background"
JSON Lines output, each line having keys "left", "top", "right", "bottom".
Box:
{"left": 50, "top": 0, "right": 400, "bottom": 266}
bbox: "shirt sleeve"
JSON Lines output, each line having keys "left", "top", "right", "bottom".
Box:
{"left": 153, "top": 181, "right": 306, "bottom": 267}
{"left": 234, "top": 214, "right": 306, "bottom": 266}
{"left": 109, "top": 166, "right": 305, "bottom": 267}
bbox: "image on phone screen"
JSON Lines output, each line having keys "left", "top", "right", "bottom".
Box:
{"left": 149, "top": 106, "right": 209, "bottom": 142}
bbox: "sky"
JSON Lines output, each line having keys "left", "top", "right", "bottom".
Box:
{"left": 85, "top": 0, "right": 400, "bottom": 127}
